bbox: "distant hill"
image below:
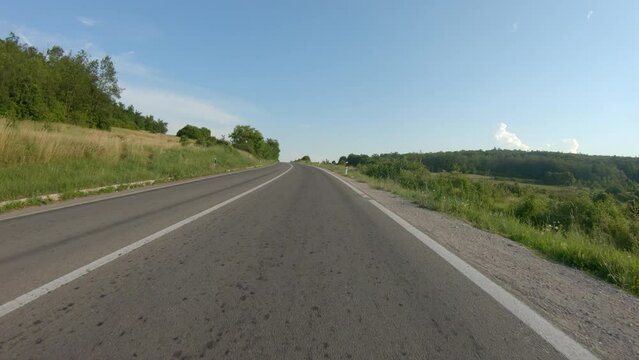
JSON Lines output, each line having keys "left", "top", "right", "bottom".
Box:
{"left": 341, "top": 150, "right": 639, "bottom": 191}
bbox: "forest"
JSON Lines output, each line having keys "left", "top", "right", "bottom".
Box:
{"left": 0, "top": 33, "right": 167, "bottom": 132}
{"left": 340, "top": 150, "right": 639, "bottom": 196}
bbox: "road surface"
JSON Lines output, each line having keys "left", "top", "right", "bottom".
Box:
{"left": 0, "top": 163, "right": 578, "bottom": 359}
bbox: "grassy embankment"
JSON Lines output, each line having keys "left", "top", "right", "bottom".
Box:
{"left": 0, "top": 118, "right": 271, "bottom": 210}
{"left": 320, "top": 163, "right": 639, "bottom": 296}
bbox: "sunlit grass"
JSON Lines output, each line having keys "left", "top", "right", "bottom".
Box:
{"left": 320, "top": 163, "right": 639, "bottom": 296}
{"left": 0, "top": 118, "right": 270, "bottom": 202}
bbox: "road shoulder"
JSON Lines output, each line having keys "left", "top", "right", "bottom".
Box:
{"left": 329, "top": 170, "right": 639, "bottom": 360}
{"left": 0, "top": 163, "right": 278, "bottom": 221}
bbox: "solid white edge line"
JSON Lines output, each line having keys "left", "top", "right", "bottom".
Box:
{"left": 317, "top": 166, "right": 598, "bottom": 360}
{"left": 0, "top": 164, "right": 294, "bottom": 319}
{"left": 0, "top": 163, "right": 280, "bottom": 222}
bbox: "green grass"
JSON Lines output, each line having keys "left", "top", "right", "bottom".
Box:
{"left": 459, "top": 172, "right": 586, "bottom": 193}
{"left": 320, "top": 163, "right": 639, "bottom": 296}
{"left": 0, "top": 145, "right": 269, "bottom": 202}
{"left": 0, "top": 119, "right": 272, "bottom": 207}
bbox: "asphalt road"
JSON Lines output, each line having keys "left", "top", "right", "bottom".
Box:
{"left": 0, "top": 163, "right": 569, "bottom": 359}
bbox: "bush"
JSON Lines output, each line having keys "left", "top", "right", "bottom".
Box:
{"left": 350, "top": 155, "right": 639, "bottom": 255}
{"left": 96, "top": 118, "right": 111, "bottom": 130}
{"left": 177, "top": 125, "right": 212, "bottom": 144}
{"left": 544, "top": 171, "right": 576, "bottom": 185}
{"left": 590, "top": 195, "right": 637, "bottom": 251}
{"left": 361, "top": 157, "right": 423, "bottom": 181}
{"left": 514, "top": 195, "right": 551, "bottom": 227}
{"left": 323, "top": 154, "right": 639, "bottom": 295}
{"left": 398, "top": 168, "right": 428, "bottom": 190}
{"left": 229, "top": 125, "right": 280, "bottom": 160}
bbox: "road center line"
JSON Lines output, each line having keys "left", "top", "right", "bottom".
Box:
{"left": 0, "top": 164, "right": 293, "bottom": 319}
{"left": 318, "top": 166, "right": 598, "bottom": 360}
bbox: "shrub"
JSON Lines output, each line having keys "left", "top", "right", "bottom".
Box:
{"left": 177, "top": 125, "right": 211, "bottom": 143}
{"left": 323, "top": 154, "right": 639, "bottom": 295}
{"left": 398, "top": 168, "right": 428, "bottom": 190}
{"left": 513, "top": 195, "right": 550, "bottom": 226}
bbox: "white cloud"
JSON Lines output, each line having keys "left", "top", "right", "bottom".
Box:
{"left": 493, "top": 123, "right": 580, "bottom": 153}
{"left": 495, "top": 122, "right": 530, "bottom": 150}
{"left": 512, "top": 22, "right": 518, "bottom": 32}
{"left": 77, "top": 17, "right": 96, "bottom": 27}
{"left": 112, "top": 52, "right": 159, "bottom": 80}
{"left": 120, "top": 86, "right": 242, "bottom": 135}
{"left": 587, "top": 10, "right": 594, "bottom": 20}
{"left": 0, "top": 22, "right": 252, "bottom": 137}
{"left": 562, "top": 138, "right": 579, "bottom": 153}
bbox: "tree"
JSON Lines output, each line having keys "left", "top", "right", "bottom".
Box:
{"left": 227, "top": 125, "right": 280, "bottom": 160}
{"left": 346, "top": 154, "right": 370, "bottom": 166}
{"left": 97, "top": 56, "right": 121, "bottom": 99}
{"left": 544, "top": 171, "right": 576, "bottom": 186}
{"left": 229, "top": 125, "right": 264, "bottom": 154}
{"left": 47, "top": 46, "right": 64, "bottom": 62}
{"left": 0, "top": 33, "right": 168, "bottom": 133}
{"left": 260, "top": 138, "right": 280, "bottom": 160}
{"left": 176, "top": 125, "right": 214, "bottom": 145}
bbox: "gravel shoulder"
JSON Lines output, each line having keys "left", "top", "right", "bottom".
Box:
{"left": 337, "top": 173, "right": 639, "bottom": 360}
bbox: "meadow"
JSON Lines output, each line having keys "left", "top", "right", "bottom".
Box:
{"left": 0, "top": 118, "right": 269, "bottom": 205}
{"left": 321, "top": 160, "right": 639, "bottom": 296}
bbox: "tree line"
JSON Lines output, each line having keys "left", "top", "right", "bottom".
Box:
{"left": 0, "top": 33, "right": 167, "bottom": 132}
{"left": 177, "top": 124, "right": 280, "bottom": 160}
{"left": 343, "top": 153, "right": 639, "bottom": 255}
{"left": 339, "top": 149, "right": 639, "bottom": 195}
{"left": 0, "top": 33, "right": 281, "bottom": 160}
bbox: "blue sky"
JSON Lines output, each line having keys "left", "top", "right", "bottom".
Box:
{"left": 2, "top": 0, "right": 637, "bottom": 161}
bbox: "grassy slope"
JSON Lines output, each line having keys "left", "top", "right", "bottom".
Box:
{"left": 0, "top": 118, "right": 271, "bottom": 202}
{"left": 320, "top": 164, "right": 639, "bottom": 296}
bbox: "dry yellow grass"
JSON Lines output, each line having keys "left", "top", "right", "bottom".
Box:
{"left": 0, "top": 118, "right": 181, "bottom": 166}
{"left": 0, "top": 118, "right": 267, "bottom": 203}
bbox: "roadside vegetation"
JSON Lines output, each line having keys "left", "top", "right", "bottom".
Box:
{"left": 0, "top": 118, "right": 271, "bottom": 205}
{"left": 0, "top": 33, "right": 281, "bottom": 209}
{"left": 321, "top": 152, "right": 639, "bottom": 295}
{"left": 176, "top": 124, "right": 280, "bottom": 161}
{"left": 0, "top": 33, "right": 168, "bottom": 132}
